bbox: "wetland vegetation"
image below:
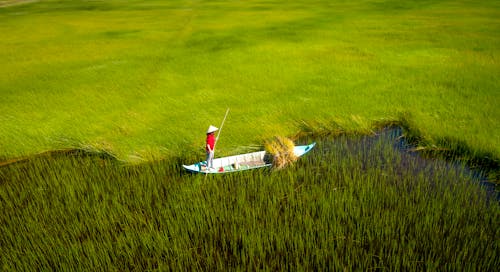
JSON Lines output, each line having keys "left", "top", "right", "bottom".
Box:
{"left": 1, "top": 129, "right": 498, "bottom": 270}
{"left": 1, "top": 0, "right": 499, "bottom": 270}
{"left": 0, "top": 0, "right": 499, "bottom": 161}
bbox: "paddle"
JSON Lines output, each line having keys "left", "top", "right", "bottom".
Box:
{"left": 213, "top": 108, "right": 230, "bottom": 154}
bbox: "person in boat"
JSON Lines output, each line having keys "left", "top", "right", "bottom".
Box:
{"left": 206, "top": 125, "right": 218, "bottom": 169}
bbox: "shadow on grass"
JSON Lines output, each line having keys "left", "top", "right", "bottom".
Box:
{"left": 1, "top": 114, "right": 499, "bottom": 186}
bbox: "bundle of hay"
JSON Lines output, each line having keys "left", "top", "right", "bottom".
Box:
{"left": 264, "top": 136, "right": 297, "bottom": 169}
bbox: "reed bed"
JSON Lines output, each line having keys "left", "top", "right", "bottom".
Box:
{"left": 1, "top": 130, "right": 497, "bottom": 270}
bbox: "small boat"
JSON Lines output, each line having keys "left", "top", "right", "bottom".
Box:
{"left": 182, "top": 142, "right": 316, "bottom": 174}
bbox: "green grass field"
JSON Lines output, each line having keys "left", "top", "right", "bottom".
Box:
{"left": 1, "top": 0, "right": 499, "bottom": 162}
{"left": 1, "top": 0, "right": 499, "bottom": 270}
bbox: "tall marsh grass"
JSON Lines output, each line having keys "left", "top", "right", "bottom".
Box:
{"left": 1, "top": 129, "right": 497, "bottom": 270}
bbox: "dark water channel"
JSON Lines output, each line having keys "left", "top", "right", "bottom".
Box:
{"left": 303, "top": 127, "right": 498, "bottom": 202}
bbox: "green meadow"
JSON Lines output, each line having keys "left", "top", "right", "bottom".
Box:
{"left": 1, "top": 0, "right": 499, "bottom": 270}
{"left": 1, "top": 0, "right": 499, "bottom": 162}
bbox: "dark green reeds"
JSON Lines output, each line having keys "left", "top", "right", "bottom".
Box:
{"left": 1, "top": 130, "right": 498, "bottom": 270}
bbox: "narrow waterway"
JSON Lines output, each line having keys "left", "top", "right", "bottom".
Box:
{"left": 303, "top": 127, "right": 498, "bottom": 202}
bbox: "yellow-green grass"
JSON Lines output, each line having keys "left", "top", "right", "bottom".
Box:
{"left": 264, "top": 136, "right": 297, "bottom": 169}
{"left": 1, "top": 0, "right": 499, "bottom": 162}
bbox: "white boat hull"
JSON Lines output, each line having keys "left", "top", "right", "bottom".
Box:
{"left": 182, "top": 143, "right": 315, "bottom": 174}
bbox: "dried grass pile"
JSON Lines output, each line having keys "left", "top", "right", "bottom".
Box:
{"left": 264, "top": 136, "right": 297, "bottom": 169}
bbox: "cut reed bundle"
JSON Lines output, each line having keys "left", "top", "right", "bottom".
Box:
{"left": 264, "top": 136, "right": 297, "bottom": 169}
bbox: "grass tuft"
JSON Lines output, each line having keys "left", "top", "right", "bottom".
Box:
{"left": 264, "top": 136, "right": 297, "bottom": 169}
